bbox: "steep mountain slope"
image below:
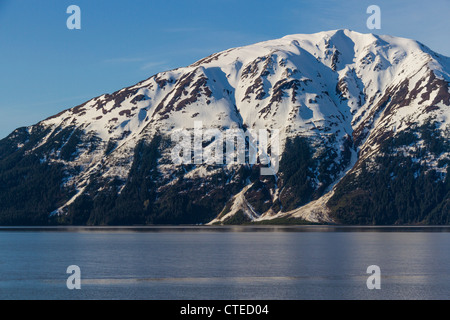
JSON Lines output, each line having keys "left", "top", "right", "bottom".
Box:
{"left": 0, "top": 29, "right": 449, "bottom": 225}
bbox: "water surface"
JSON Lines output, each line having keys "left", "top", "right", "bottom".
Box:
{"left": 1, "top": 226, "right": 450, "bottom": 300}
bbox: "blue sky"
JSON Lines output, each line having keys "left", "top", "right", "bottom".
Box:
{"left": 0, "top": 0, "right": 449, "bottom": 138}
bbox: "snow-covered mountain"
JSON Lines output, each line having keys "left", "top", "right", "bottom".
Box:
{"left": 1, "top": 29, "right": 449, "bottom": 225}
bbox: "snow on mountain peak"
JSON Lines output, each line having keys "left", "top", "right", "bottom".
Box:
{"left": 9, "top": 30, "right": 448, "bottom": 224}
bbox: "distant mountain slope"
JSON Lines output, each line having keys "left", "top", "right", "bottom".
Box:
{"left": 0, "top": 29, "right": 449, "bottom": 225}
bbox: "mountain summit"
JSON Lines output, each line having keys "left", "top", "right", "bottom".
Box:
{"left": 1, "top": 29, "right": 449, "bottom": 225}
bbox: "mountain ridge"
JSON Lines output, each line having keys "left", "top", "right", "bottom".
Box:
{"left": 1, "top": 29, "right": 449, "bottom": 225}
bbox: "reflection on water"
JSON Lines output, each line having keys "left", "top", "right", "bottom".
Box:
{"left": 1, "top": 227, "right": 450, "bottom": 300}
{"left": 2, "top": 225, "right": 450, "bottom": 233}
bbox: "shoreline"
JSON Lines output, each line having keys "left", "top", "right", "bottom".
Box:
{"left": 2, "top": 225, "right": 450, "bottom": 233}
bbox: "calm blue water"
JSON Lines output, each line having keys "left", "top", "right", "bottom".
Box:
{"left": 1, "top": 226, "right": 450, "bottom": 300}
